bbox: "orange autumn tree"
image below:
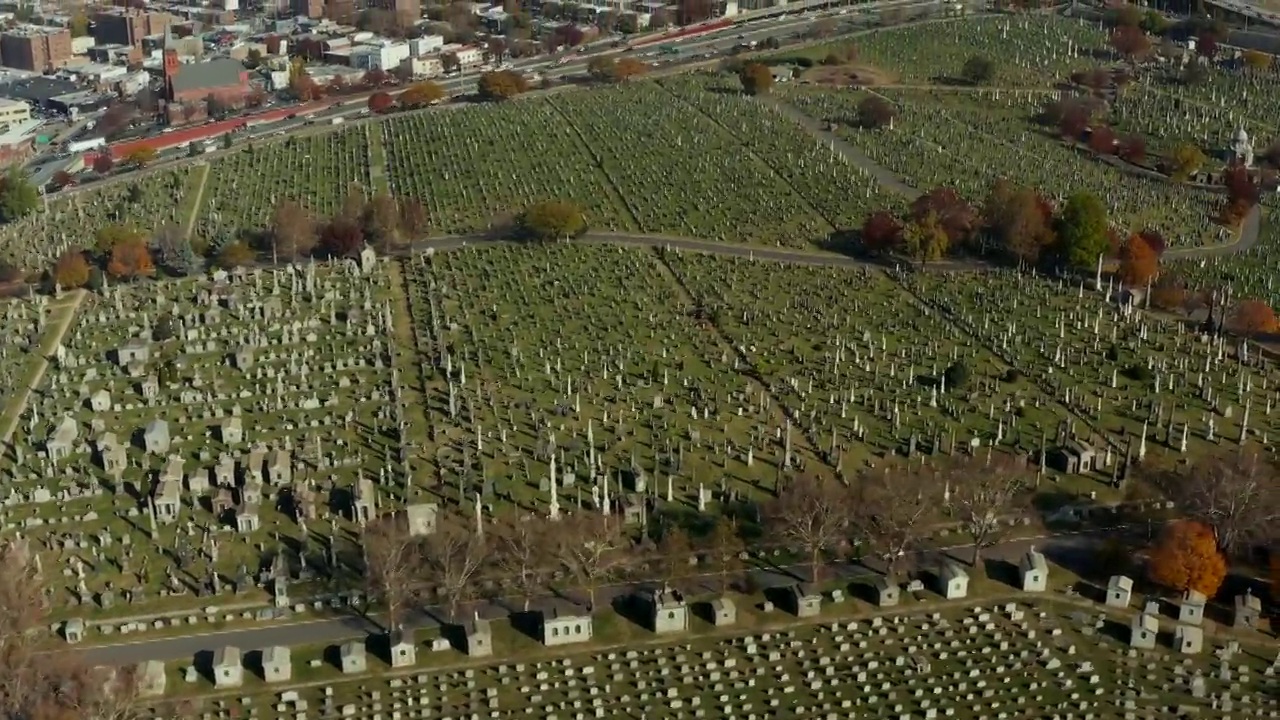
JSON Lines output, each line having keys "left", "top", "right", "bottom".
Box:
{"left": 107, "top": 237, "right": 156, "bottom": 280}
{"left": 1147, "top": 520, "right": 1227, "bottom": 597}
{"left": 1118, "top": 232, "right": 1159, "bottom": 286}
{"left": 1229, "top": 299, "right": 1278, "bottom": 335}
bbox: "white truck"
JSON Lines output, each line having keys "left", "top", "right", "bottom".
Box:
{"left": 330, "top": 117, "right": 345, "bottom": 125}
{"left": 66, "top": 137, "right": 105, "bottom": 154}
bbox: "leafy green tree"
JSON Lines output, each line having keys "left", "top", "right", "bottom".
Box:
{"left": 961, "top": 55, "right": 995, "bottom": 85}
{"left": 587, "top": 55, "right": 617, "bottom": 81}
{"left": 901, "top": 211, "right": 949, "bottom": 264}
{"left": 217, "top": 241, "right": 256, "bottom": 268}
{"left": 93, "top": 224, "right": 145, "bottom": 257}
{"left": 1054, "top": 192, "right": 1110, "bottom": 271}
{"left": 1140, "top": 9, "right": 1169, "bottom": 35}
{"left": 0, "top": 165, "right": 38, "bottom": 223}
{"left": 69, "top": 11, "right": 89, "bottom": 37}
{"left": 1171, "top": 142, "right": 1207, "bottom": 181}
{"left": 518, "top": 200, "right": 586, "bottom": 242}
{"left": 943, "top": 361, "right": 970, "bottom": 390}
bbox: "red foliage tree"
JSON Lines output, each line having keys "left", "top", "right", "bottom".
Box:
{"left": 1110, "top": 25, "right": 1151, "bottom": 61}
{"left": 50, "top": 170, "right": 73, "bottom": 189}
{"left": 1197, "top": 31, "right": 1219, "bottom": 59}
{"left": 1224, "top": 165, "right": 1261, "bottom": 208}
{"left": 91, "top": 154, "right": 114, "bottom": 174}
{"left": 1059, "top": 103, "right": 1092, "bottom": 140}
{"left": 363, "top": 68, "right": 391, "bottom": 87}
{"left": 1118, "top": 134, "right": 1147, "bottom": 164}
{"left": 1136, "top": 229, "right": 1166, "bottom": 256}
{"left": 1106, "top": 227, "right": 1126, "bottom": 259}
{"left": 368, "top": 91, "right": 395, "bottom": 114}
{"left": 1082, "top": 67, "right": 1111, "bottom": 93}
{"left": 320, "top": 217, "right": 366, "bottom": 258}
{"left": 1088, "top": 125, "right": 1117, "bottom": 155}
{"left": 860, "top": 210, "right": 902, "bottom": 254}
{"left": 1229, "top": 299, "right": 1278, "bottom": 335}
{"left": 909, "top": 187, "right": 977, "bottom": 246}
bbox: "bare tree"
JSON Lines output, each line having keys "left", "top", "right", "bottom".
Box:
{"left": 0, "top": 540, "right": 145, "bottom": 720}
{"left": 270, "top": 200, "right": 317, "bottom": 260}
{"left": 554, "top": 513, "right": 627, "bottom": 610}
{"left": 420, "top": 523, "right": 489, "bottom": 621}
{"left": 1146, "top": 449, "right": 1280, "bottom": 555}
{"left": 855, "top": 462, "right": 942, "bottom": 580}
{"left": 363, "top": 515, "right": 421, "bottom": 634}
{"left": 765, "top": 473, "right": 853, "bottom": 584}
{"left": 491, "top": 512, "right": 555, "bottom": 611}
{"left": 73, "top": 665, "right": 145, "bottom": 720}
{"left": 656, "top": 526, "right": 693, "bottom": 587}
{"left": 942, "top": 454, "right": 1030, "bottom": 570}
{"left": 704, "top": 516, "right": 745, "bottom": 594}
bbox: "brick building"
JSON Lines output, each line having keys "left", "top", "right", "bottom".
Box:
{"left": 93, "top": 9, "right": 174, "bottom": 49}
{"left": 324, "top": 0, "right": 357, "bottom": 23}
{"left": 292, "top": 0, "right": 325, "bottom": 17}
{"left": 0, "top": 25, "right": 72, "bottom": 71}
{"left": 367, "top": 0, "right": 421, "bottom": 23}
{"left": 163, "top": 50, "right": 251, "bottom": 124}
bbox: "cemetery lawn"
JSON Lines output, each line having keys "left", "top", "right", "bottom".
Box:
{"left": 148, "top": 593, "right": 1280, "bottom": 720}
{"left": 4, "top": 13, "right": 1275, "bottom": 273}
{"left": 10, "top": 236, "right": 1246, "bottom": 628}
{"left": 899, "top": 267, "right": 1274, "bottom": 461}
{"left": 780, "top": 84, "right": 1228, "bottom": 249}
{"left": 11, "top": 262, "right": 405, "bottom": 621}
{"left": 0, "top": 289, "right": 86, "bottom": 442}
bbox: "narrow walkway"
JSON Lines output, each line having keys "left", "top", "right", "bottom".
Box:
{"left": 367, "top": 124, "right": 390, "bottom": 196}
{"left": 413, "top": 231, "right": 985, "bottom": 271}
{"left": 179, "top": 163, "right": 210, "bottom": 241}
{"left": 763, "top": 97, "right": 921, "bottom": 200}
{"left": 1, "top": 289, "right": 86, "bottom": 442}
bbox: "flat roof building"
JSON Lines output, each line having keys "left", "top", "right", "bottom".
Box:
{"left": 92, "top": 9, "right": 174, "bottom": 49}
{"left": 1, "top": 25, "right": 73, "bottom": 71}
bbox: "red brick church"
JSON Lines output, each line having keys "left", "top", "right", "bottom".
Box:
{"left": 163, "top": 47, "right": 251, "bottom": 124}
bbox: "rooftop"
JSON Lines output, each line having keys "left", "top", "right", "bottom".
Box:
{"left": 170, "top": 57, "right": 245, "bottom": 93}
{"left": 0, "top": 118, "right": 43, "bottom": 146}
{"left": 2, "top": 24, "right": 68, "bottom": 37}
{"left": 0, "top": 76, "right": 80, "bottom": 103}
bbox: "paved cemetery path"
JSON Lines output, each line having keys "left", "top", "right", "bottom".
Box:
{"left": 1165, "top": 203, "right": 1263, "bottom": 258}
{"left": 75, "top": 528, "right": 1114, "bottom": 666}
{"left": 763, "top": 98, "right": 923, "bottom": 201}
{"left": 0, "top": 289, "right": 86, "bottom": 443}
{"left": 414, "top": 232, "right": 991, "bottom": 272}
{"left": 417, "top": 233, "right": 875, "bottom": 267}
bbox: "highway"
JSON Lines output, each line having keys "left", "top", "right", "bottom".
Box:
{"left": 131, "top": 0, "right": 961, "bottom": 163}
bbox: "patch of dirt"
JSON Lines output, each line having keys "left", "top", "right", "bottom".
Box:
{"left": 800, "top": 63, "right": 899, "bottom": 88}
